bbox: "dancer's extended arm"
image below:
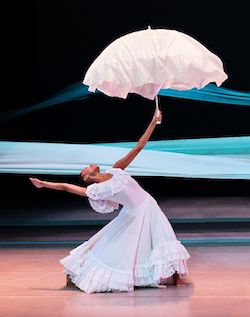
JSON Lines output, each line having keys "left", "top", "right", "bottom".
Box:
{"left": 113, "top": 110, "right": 162, "bottom": 170}
{"left": 29, "top": 177, "right": 87, "bottom": 197}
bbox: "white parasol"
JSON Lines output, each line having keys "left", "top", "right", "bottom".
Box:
{"left": 83, "top": 27, "right": 228, "bottom": 124}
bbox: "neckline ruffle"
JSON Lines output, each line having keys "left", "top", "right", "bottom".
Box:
{"left": 85, "top": 167, "right": 131, "bottom": 213}
{"left": 104, "top": 167, "right": 131, "bottom": 196}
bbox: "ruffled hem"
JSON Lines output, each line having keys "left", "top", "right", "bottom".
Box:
{"left": 59, "top": 242, "right": 134, "bottom": 293}
{"left": 135, "top": 240, "right": 191, "bottom": 285}
{"left": 59, "top": 239, "right": 190, "bottom": 293}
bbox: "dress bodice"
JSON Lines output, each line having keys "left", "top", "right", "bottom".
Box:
{"left": 85, "top": 167, "right": 149, "bottom": 213}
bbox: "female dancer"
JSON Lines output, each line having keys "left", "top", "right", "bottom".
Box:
{"left": 30, "top": 110, "right": 191, "bottom": 293}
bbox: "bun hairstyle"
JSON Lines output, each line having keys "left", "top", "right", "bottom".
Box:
{"left": 78, "top": 172, "right": 89, "bottom": 187}
{"left": 78, "top": 174, "right": 94, "bottom": 186}
{"left": 78, "top": 175, "right": 86, "bottom": 186}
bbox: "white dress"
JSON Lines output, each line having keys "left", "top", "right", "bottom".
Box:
{"left": 59, "top": 167, "right": 191, "bottom": 293}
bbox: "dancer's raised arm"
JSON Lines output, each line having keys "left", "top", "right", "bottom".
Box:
{"left": 30, "top": 177, "right": 87, "bottom": 197}
{"left": 113, "top": 109, "right": 162, "bottom": 170}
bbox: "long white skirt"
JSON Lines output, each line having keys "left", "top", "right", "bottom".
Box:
{"left": 59, "top": 194, "right": 191, "bottom": 293}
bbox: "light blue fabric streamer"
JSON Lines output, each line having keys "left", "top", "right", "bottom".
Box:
{"left": 159, "top": 84, "right": 250, "bottom": 106}
{"left": 99, "top": 136, "right": 250, "bottom": 156}
{"left": 0, "top": 83, "right": 249, "bottom": 123}
{"left": 0, "top": 83, "right": 91, "bottom": 123}
{"left": 1, "top": 83, "right": 249, "bottom": 179}
{"left": 0, "top": 136, "right": 249, "bottom": 179}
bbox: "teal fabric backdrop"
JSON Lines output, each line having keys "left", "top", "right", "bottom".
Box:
{"left": 0, "top": 83, "right": 249, "bottom": 123}
{"left": 0, "top": 83, "right": 249, "bottom": 178}
{"left": 0, "top": 136, "right": 249, "bottom": 178}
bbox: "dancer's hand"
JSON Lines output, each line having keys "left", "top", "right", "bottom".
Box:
{"left": 29, "top": 177, "right": 44, "bottom": 188}
{"left": 152, "top": 109, "right": 162, "bottom": 124}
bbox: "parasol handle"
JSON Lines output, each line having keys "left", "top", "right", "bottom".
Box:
{"left": 155, "top": 95, "right": 162, "bottom": 124}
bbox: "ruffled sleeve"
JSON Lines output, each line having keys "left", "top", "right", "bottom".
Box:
{"left": 87, "top": 198, "right": 119, "bottom": 214}
{"left": 85, "top": 182, "right": 113, "bottom": 201}
{"left": 85, "top": 182, "right": 119, "bottom": 213}
{"left": 85, "top": 168, "right": 131, "bottom": 214}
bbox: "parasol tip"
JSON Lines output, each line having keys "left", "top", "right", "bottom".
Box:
{"left": 147, "top": 25, "right": 151, "bottom": 30}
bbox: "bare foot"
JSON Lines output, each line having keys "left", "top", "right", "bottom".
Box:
{"left": 173, "top": 272, "right": 186, "bottom": 286}
{"left": 66, "top": 274, "right": 80, "bottom": 290}
{"left": 160, "top": 272, "right": 186, "bottom": 287}
{"left": 159, "top": 275, "right": 175, "bottom": 285}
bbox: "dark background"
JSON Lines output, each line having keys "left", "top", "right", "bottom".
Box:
{"left": 0, "top": 1, "right": 250, "bottom": 203}
{"left": 1, "top": 0, "right": 250, "bottom": 143}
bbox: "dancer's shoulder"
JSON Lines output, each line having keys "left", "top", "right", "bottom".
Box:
{"left": 105, "top": 167, "right": 130, "bottom": 176}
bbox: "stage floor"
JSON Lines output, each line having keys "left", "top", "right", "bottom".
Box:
{"left": 0, "top": 245, "right": 250, "bottom": 317}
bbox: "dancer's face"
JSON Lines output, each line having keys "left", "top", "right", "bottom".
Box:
{"left": 80, "top": 164, "right": 100, "bottom": 182}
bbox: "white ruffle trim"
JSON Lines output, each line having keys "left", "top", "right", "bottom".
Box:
{"left": 59, "top": 242, "right": 134, "bottom": 293}
{"left": 85, "top": 168, "right": 131, "bottom": 213}
{"left": 59, "top": 239, "right": 191, "bottom": 293}
{"left": 87, "top": 199, "right": 119, "bottom": 214}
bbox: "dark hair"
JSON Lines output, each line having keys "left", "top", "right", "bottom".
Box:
{"left": 78, "top": 175, "right": 87, "bottom": 186}
{"left": 78, "top": 175, "right": 95, "bottom": 187}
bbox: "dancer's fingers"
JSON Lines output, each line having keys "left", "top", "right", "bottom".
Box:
{"left": 29, "top": 177, "right": 43, "bottom": 188}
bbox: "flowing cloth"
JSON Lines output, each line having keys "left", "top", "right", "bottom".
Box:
{"left": 59, "top": 167, "right": 191, "bottom": 293}
{"left": 1, "top": 138, "right": 250, "bottom": 179}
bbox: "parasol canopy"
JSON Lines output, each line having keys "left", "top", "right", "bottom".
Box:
{"left": 83, "top": 27, "right": 228, "bottom": 101}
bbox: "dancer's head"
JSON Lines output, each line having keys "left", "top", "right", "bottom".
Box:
{"left": 79, "top": 164, "right": 100, "bottom": 185}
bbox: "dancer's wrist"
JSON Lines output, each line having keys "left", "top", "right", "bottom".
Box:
{"left": 151, "top": 109, "right": 162, "bottom": 125}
